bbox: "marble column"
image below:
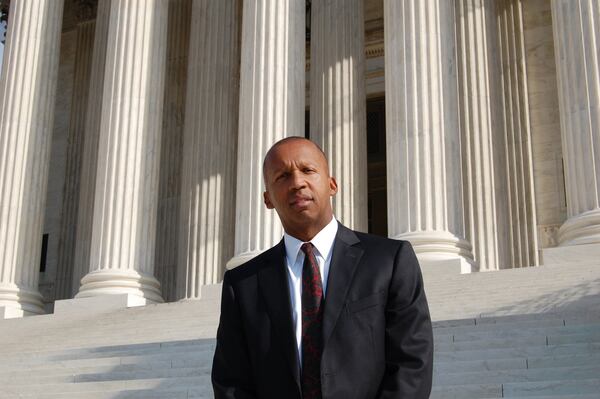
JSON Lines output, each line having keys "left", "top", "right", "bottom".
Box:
{"left": 0, "top": 0, "right": 64, "bottom": 317}
{"left": 384, "top": 0, "right": 475, "bottom": 271}
{"left": 495, "top": 0, "right": 538, "bottom": 268}
{"left": 309, "top": 0, "right": 368, "bottom": 232}
{"left": 155, "top": 0, "right": 191, "bottom": 302}
{"left": 177, "top": 0, "right": 240, "bottom": 298}
{"left": 455, "top": 0, "right": 500, "bottom": 271}
{"left": 72, "top": 0, "right": 112, "bottom": 297}
{"left": 227, "top": 0, "right": 305, "bottom": 269}
{"left": 76, "top": 0, "right": 168, "bottom": 302}
{"left": 551, "top": 0, "right": 600, "bottom": 246}
{"left": 54, "top": 19, "right": 96, "bottom": 300}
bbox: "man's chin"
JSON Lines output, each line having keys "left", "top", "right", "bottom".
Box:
{"left": 286, "top": 211, "right": 317, "bottom": 226}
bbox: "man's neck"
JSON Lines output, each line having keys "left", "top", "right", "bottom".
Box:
{"left": 284, "top": 215, "right": 334, "bottom": 242}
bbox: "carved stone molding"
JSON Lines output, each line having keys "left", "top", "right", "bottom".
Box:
{"left": 539, "top": 224, "right": 560, "bottom": 248}
{"left": 75, "top": 0, "right": 97, "bottom": 23}
{"left": 365, "top": 42, "right": 384, "bottom": 58}
{"left": 306, "top": 40, "right": 383, "bottom": 70}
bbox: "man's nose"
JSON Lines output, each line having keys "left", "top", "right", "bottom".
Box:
{"left": 290, "top": 171, "right": 306, "bottom": 189}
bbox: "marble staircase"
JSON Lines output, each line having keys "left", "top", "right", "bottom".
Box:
{"left": 0, "top": 261, "right": 599, "bottom": 398}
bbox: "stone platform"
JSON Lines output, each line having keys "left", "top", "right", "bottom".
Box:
{"left": 0, "top": 261, "right": 599, "bottom": 398}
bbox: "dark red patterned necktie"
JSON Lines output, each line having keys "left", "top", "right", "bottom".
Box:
{"left": 300, "top": 242, "right": 323, "bottom": 399}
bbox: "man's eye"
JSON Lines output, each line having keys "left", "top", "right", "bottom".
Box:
{"left": 303, "top": 168, "right": 314, "bottom": 173}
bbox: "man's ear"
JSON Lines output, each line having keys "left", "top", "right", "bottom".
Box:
{"left": 329, "top": 176, "right": 338, "bottom": 196}
{"left": 263, "top": 191, "right": 274, "bottom": 209}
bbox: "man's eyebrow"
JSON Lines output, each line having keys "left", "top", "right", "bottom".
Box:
{"left": 266, "top": 164, "right": 286, "bottom": 176}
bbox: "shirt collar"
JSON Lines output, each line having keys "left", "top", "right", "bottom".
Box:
{"left": 284, "top": 217, "right": 338, "bottom": 266}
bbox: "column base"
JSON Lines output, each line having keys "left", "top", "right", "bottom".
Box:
{"left": 392, "top": 230, "right": 476, "bottom": 274}
{"left": 0, "top": 284, "right": 45, "bottom": 319}
{"left": 558, "top": 208, "right": 600, "bottom": 246}
{"left": 226, "top": 250, "right": 264, "bottom": 270}
{"left": 75, "top": 269, "right": 163, "bottom": 303}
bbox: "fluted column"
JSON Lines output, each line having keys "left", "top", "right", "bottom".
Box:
{"left": 76, "top": 0, "right": 168, "bottom": 302}
{"left": 54, "top": 19, "right": 96, "bottom": 300}
{"left": 72, "top": 0, "right": 112, "bottom": 297}
{"left": 177, "top": 0, "right": 240, "bottom": 298}
{"left": 551, "top": 0, "right": 600, "bottom": 246}
{"left": 0, "top": 0, "right": 64, "bottom": 317}
{"left": 456, "top": 0, "right": 500, "bottom": 271}
{"left": 495, "top": 0, "right": 538, "bottom": 267}
{"left": 384, "top": 0, "right": 475, "bottom": 271}
{"left": 310, "top": 0, "right": 368, "bottom": 232}
{"left": 227, "top": 0, "right": 305, "bottom": 269}
{"left": 155, "top": 0, "right": 191, "bottom": 302}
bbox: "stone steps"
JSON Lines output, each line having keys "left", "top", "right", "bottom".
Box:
{"left": 0, "top": 376, "right": 212, "bottom": 397}
{"left": 0, "top": 335, "right": 217, "bottom": 358}
{"left": 0, "top": 340, "right": 216, "bottom": 368}
{"left": 423, "top": 261, "right": 600, "bottom": 320}
{"left": 435, "top": 342, "right": 600, "bottom": 362}
{"left": 483, "top": 396, "right": 600, "bottom": 399}
{"left": 0, "top": 314, "right": 598, "bottom": 398}
{"left": 435, "top": 353, "right": 600, "bottom": 373}
{"left": 1, "top": 261, "right": 599, "bottom": 398}
{"left": 2, "top": 389, "right": 207, "bottom": 399}
{"left": 0, "top": 365, "right": 212, "bottom": 386}
{"left": 429, "top": 378, "right": 600, "bottom": 398}
{"left": 434, "top": 365, "right": 600, "bottom": 386}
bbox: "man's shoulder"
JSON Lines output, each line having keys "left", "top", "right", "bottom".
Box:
{"left": 343, "top": 225, "right": 409, "bottom": 253}
{"left": 340, "top": 226, "right": 419, "bottom": 269}
{"left": 353, "top": 229, "right": 400, "bottom": 245}
{"left": 223, "top": 242, "right": 283, "bottom": 284}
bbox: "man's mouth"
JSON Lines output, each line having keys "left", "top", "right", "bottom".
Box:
{"left": 290, "top": 195, "right": 313, "bottom": 208}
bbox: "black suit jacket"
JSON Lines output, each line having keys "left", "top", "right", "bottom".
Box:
{"left": 212, "top": 223, "right": 433, "bottom": 398}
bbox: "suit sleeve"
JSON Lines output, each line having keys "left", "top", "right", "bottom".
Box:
{"left": 376, "top": 241, "right": 434, "bottom": 398}
{"left": 211, "top": 272, "right": 257, "bottom": 399}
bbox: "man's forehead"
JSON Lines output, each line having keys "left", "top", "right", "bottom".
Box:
{"left": 267, "top": 139, "right": 324, "bottom": 161}
{"left": 263, "top": 138, "right": 329, "bottom": 176}
{"left": 268, "top": 156, "right": 315, "bottom": 169}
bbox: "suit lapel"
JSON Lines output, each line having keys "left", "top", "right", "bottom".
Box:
{"left": 323, "top": 224, "right": 364, "bottom": 349}
{"left": 257, "top": 241, "right": 301, "bottom": 390}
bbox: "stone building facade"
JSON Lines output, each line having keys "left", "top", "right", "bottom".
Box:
{"left": 0, "top": 0, "right": 597, "bottom": 318}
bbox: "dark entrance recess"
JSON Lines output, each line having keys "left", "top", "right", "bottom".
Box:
{"left": 39, "top": 234, "right": 49, "bottom": 273}
{"left": 366, "top": 98, "right": 387, "bottom": 237}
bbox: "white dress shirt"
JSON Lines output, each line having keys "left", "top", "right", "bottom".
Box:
{"left": 283, "top": 216, "right": 338, "bottom": 363}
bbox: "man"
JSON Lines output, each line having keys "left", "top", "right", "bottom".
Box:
{"left": 212, "top": 137, "right": 433, "bottom": 398}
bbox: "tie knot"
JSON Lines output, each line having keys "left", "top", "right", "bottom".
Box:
{"left": 300, "top": 242, "right": 314, "bottom": 256}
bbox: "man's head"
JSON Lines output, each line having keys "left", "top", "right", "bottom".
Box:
{"left": 263, "top": 137, "right": 338, "bottom": 242}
